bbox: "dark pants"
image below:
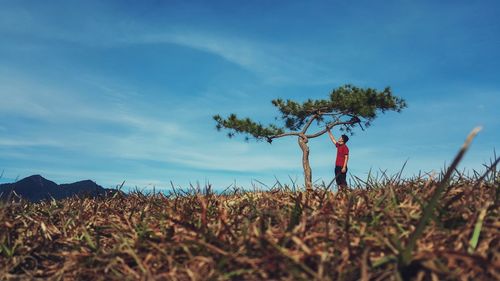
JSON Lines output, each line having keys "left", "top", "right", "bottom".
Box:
{"left": 335, "top": 166, "right": 348, "bottom": 189}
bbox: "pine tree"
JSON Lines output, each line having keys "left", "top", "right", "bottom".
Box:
{"left": 213, "top": 84, "right": 407, "bottom": 190}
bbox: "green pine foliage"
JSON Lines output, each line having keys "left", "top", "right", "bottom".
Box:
{"left": 214, "top": 84, "right": 406, "bottom": 141}
{"left": 213, "top": 114, "right": 284, "bottom": 142}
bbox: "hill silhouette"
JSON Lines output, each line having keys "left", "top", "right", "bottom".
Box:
{"left": 0, "top": 175, "right": 113, "bottom": 202}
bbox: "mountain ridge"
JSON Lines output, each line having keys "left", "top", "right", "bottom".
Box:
{"left": 0, "top": 175, "right": 116, "bottom": 202}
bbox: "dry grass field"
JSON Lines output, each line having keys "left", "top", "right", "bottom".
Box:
{"left": 1, "top": 169, "right": 498, "bottom": 280}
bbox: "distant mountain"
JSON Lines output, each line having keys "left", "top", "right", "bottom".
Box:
{"left": 0, "top": 175, "right": 116, "bottom": 202}
{"left": 60, "top": 180, "right": 107, "bottom": 197}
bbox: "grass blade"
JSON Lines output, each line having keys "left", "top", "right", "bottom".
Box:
{"left": 400, "top": 127, "right": 481, "bottom": 266}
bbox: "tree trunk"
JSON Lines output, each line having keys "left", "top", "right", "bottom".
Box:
{"left": 298, "top": 134, "right": 312, "bottom": 191}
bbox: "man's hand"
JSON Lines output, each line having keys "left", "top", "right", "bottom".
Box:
{"left": 327, "top": 128, "right": 337, "bottom": 144}
{"left": 341, "top": 167, "right": 346, "bottom": 173}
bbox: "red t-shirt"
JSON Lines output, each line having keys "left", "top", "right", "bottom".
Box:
{"left": 335, "top": 143, "right": 349, "bottom": 167}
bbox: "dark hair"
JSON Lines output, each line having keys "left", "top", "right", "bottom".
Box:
{"left": 341, "top": 134, "right": 349, "bottom": 143}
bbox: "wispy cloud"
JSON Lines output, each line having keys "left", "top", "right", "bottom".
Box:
{"left": 0, "top": 69, "right": 300, "bottom": 178}
{"left": 129, "top": 31, "right": 337, "bottom": 85}
{"left": 0, "top": 2, "right": 341, "bottom": 86}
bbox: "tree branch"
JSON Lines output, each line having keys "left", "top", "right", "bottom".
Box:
{"left": 267, "top": 131, "right": 301, "bottom": 142}
{"left": 301, "top": 115, "right": 317, "bottom": 134}
{"left": 305, "top": 118, "right": 360, "bottom": 139}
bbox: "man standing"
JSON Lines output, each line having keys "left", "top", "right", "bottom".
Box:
{"left": 327, "top": 128, "right": 349, "bottom": 191}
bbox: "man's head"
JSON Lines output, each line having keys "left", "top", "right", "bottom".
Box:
{"left": 338, "top": 134, "right": 349, "bottom": 144}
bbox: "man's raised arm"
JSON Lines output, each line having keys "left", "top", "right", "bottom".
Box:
{"left": 327, "top": 128, "right": 337, "bottom": 145}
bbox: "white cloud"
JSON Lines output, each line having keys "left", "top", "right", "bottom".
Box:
{"left": 0, "top": 138, "right": 61, "bottom": 147}
{"left": 0, "top": 2, "right": 339, "bottom": 86}
{"left": 127, "top": 31, "right": 338, "bottom": 85}
{"left": 0, "top": 69, "right": 303, "bottom": 177}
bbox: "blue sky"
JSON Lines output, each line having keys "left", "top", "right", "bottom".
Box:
{"left": 0, "top": 0, "right": 498, "bottom": 191}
